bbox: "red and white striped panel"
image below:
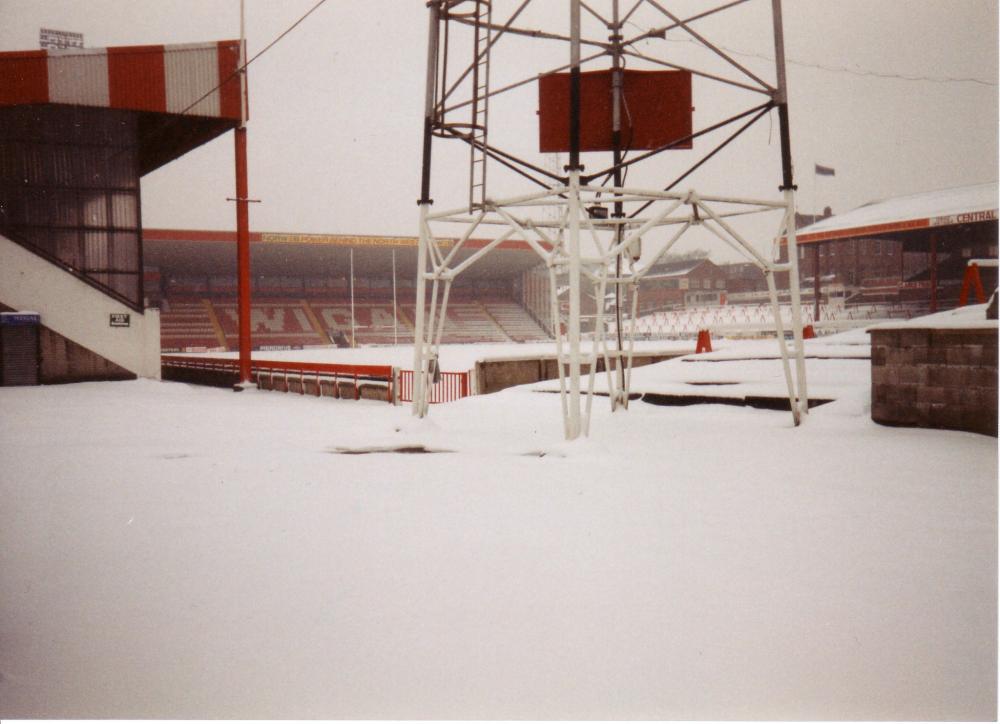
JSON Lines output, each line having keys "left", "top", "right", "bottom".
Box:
{"left": 0, "top": 40, "right": 244, "bottom": 121}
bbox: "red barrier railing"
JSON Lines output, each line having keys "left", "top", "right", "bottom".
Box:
{"left": 397, "top": 369, "right": 471, "bottom": 404}
{"left": 161, "top": 355, "right": 397, "bottom": 403}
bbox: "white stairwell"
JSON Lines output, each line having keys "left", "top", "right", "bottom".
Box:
{"left": 0, "top": 234, "right": 161, "bottom": 379}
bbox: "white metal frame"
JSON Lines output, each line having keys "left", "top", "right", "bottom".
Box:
{"left": 412, "top": 182, "right": 810, "bottom": 434}
{"left": 413, "top": 0, "right": 810, "bottom": 438}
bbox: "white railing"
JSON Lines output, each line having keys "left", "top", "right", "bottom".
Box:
{"left": 626, "top": 301, "right": 919, "bottom": 338}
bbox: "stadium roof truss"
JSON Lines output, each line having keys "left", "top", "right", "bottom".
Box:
{"left": 412, "top": 0, "right": 810, "bottom": 439}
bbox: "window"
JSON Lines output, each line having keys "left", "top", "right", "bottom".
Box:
{"left": 0, "top": 105, "right": 142, "bottom": 308}
{"left": 874, "top": 239, "right": 882, "bottom": 255}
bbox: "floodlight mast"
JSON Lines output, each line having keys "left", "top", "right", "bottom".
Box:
{"left": 770, "top": 0, "right": 809, "bottom": 420}
{"left": 566, "top": 0, "right": 584, "bottom": 439}
{"left": 610, "top": 0, "right": 628, "bottom": 410}
{"left": 234, "top": 0, "right": 253, "bottom": 390}
{"left": 413, "top": 1, "right": 442, "bottom": 418}
{"left": 412, "top": 0, "right": 810, "bottom": 435}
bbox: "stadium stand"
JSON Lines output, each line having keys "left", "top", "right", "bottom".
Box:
{"left": 483, "top": 301, "right": 550, "bottom": 342}
{"left": 159, "top": 296, "right": 550, "bottom": 351}
{"left": 147, "top": 230, "right": 555, "bottom": 352}
{"left": 160, "top": 299, "right": 226, "bottom": 351}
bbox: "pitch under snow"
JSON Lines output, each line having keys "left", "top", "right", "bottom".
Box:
{"left": 0, "top": 332, "right": 996, "bottom": 719}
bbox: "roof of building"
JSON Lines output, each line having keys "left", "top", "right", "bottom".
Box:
{"left": 0, "top": 41, "right": 245, "bottom": 174}
{"left": 645, "top": 257, "right": 716, "bottom": 278}
{"left": 795, "top": 182, "right": 998, "bottom": 245}
{"left": 142, "top": 229, "right": 548, "bottom": 280}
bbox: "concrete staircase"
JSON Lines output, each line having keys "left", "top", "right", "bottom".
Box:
{"left": 0, "top": 234, "right": 160, "bottom": 379}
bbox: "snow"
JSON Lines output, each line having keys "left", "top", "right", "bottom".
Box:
{"left": 0, "top": 336, "right": 996, "bottom": 720}
{"left": 869, "top": 300, "right": 998, "bottom": 331}
{"left": 195, "top": 338, "right": 697, "bottom": 373}
{"left": 799, "top": 180, "right": 998, "bottom": 236}
{"left": 528, "top": 329, "right": 874, "bottom": 410}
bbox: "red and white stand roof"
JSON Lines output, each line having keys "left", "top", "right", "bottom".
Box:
{"left": 0, "top": 40, "right": 245, "bottom": 121}
{"left": 0, "top": 40, "right": 246, "bottom": 174}
{"left": 796, "top": 182, "right": 998, "bottom": 245}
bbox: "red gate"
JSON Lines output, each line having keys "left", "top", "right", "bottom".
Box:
{"left": 397, "top": 369, "right": 470, "bottom": 403}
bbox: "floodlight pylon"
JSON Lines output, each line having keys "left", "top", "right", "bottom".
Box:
{"left": 413, "top": 0, "right": 810, "bottom": 438}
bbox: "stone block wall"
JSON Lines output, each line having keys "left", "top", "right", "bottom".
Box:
{"left": 869, "top": 326, "right": 998, "bottom": 436}
{"left": 474, "top": 350, "right": 687, "bottom": 395}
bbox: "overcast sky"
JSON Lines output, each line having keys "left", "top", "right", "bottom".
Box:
{"left": 1, "top": 0, "right": 997, "bottom": 261}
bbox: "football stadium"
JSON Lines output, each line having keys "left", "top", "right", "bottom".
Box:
{"left": 1, "top": 2, "right": 997, "bottom": 720}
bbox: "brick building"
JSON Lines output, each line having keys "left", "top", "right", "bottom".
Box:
{"left": 791, "top": 183, "right": 998, "bottom": 312}
{"left": 638, "top": 258, "right": 728, "bottom": 312}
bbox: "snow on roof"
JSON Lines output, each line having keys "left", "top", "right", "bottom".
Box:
{"left": 796, "top": 182, "right": 998, "bottom": 244}
{"left": 645, "top": 258, "right": 710, "bottom": 278}
{"left": 867, "top": 301, "right": 998, "bottom": 331}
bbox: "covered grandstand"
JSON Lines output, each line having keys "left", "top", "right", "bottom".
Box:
{"left": 143, "top": 229, "right": 553, "bottom": 352}
{"left": 0, "top": 39, "right": 245, "bottom": 383}
{"left": 791, "top": 182, "right": 999, "bottom": 312}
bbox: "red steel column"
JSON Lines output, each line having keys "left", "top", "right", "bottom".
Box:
{"left": 235, "top": 126, "right": 252, "bottom": 384}
{"left": 929, "top": 232, "right": 938, "bottom": 313}
{"left": 813, "top": 244, "right": 821, "bottom": 322}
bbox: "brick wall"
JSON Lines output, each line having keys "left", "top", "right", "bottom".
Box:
{"left": 869, "top": 326, "right": 998, "bottom": 436}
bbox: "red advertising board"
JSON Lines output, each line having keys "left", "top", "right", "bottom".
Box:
{"left": 538, "top": 69, "right": 692, "bottom": 153}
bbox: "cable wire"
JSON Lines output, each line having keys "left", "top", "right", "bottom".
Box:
{"left": 626, "top": 20, "right": 997, "bottom": 87}
{"left": 174, "top": 0, "right": 331, "bottom": 120}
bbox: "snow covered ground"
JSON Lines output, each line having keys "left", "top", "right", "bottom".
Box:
{"left": 0, "top": 331, "right": 996, "bottom": 719}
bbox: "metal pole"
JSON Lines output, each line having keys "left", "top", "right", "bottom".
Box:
{"left": 813, "top": 243, "right": 820, "bottom": 322}
{"left": 610, "top": 0, "right": 627, "bottom": 408}
{"left": 413, "top": 2, "right": 441, "bottom": 416}
{"left": 349, "top": 247, "right": 356, "bottom": 347}
{"left": 770, "top": 0, "right": 794, "bottom": 193}
{"left": 566, "top": 0, "right": 583, "bottom": 439}
{"left": 392, "top": 247, "right": 398, "bottom": 346}
{"left": 569, "top": 0, "right": 582, "bottom": 173}
{"left": 234, "top": 0, "right": 252, "bottom": 387}
{"left": 929, "top": 232, "right": 938, "bottom": 313}
{"left": 771, "top": 0, "right": 808, "bottom": 418}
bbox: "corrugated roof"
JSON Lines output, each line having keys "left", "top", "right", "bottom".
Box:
{"left": 795, "top": 182, "right": 998, "bottom": 244}
{"left": 142, "top": 229, "right": 547, "bottom": 280}
{"left": 0, "top": 40, "right": 247, "bottom": 174}
{"left": 0, "top": 40, "right": 244, "bottom": 121}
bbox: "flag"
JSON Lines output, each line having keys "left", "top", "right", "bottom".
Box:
{"left": 815, "top": 163, "right": 836, "bottom": 177}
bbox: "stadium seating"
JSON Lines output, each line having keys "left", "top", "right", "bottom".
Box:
{"left": 159, "top": 299, "right": 226, "bottom": 352}
{"left": 483, "top": 302, "right": 549, "bottom": 342}
{"left": 158, "top": 295, "right": 550, "bottom": 351}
